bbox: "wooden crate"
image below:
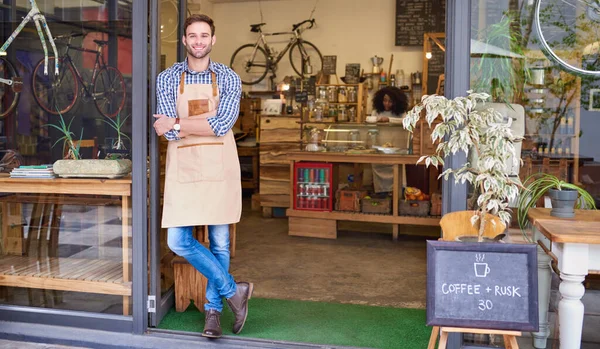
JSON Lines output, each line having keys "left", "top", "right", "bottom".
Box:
{"left": 259, "top": 115, "right": 301, "bottom": 210}
{"left": 399, "top": 200, "right": 431, "bottom": 217}
{"left": 335, "top": 189, "right": 367, "bottom": 212}
{"left": 361, "top": 197, "right": 392, "bottom": 215}
{"left": 289, "top": 216, "right": 337, "bottom": 239}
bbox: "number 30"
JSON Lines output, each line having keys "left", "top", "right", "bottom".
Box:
{"left": 478, "top": 300, "right": 493, "bottom": 311}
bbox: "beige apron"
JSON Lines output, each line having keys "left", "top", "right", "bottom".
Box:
{"left": 161, "top": 71, "right": 241, "bottom": 228}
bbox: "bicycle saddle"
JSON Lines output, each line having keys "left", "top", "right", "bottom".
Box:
{"left": 250, "top": 23, "right": 265, "bottom": 32}
{"left": 94, "top": 39, "right": 109, "bottom": 46}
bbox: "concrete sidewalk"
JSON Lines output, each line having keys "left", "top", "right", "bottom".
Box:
{"left": 0, "top": 340, "right": 88, "bottom": 349}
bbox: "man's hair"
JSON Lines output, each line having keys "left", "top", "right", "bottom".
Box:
{"left": 372, "top": 86, "right": 409, "bottom": 116}
{"left": 184, "top": 14, "right": 215, "bottom": 36}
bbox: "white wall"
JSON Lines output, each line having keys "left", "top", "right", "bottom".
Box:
{"left": 208, "top": 0, "right": 422, "bottom": 90}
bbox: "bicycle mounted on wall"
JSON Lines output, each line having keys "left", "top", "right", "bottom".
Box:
{"left": 31, "top": 32, "right": 127, "bottom": 118}
{"left": 0, "top": 0, "right": 58, "bottom": 118}
{"left": 0, "top": 0, "right": 126, "bottom": 119}
{"left": 230, "top": 18, "right": 323, "bottom": 88}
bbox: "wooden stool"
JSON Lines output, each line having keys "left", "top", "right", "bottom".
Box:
{"left": 428, "top": 327, "right": 521, "bottom": 349}
{"left": 172, "top": 223, "right": 236, "bottom": 312}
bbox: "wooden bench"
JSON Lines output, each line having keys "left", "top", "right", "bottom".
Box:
{"left": 172, "top": 224, "right": 236, "bottom": 312}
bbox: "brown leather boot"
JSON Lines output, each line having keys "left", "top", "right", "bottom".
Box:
{"left": 201, "top": 309, "right": 222, "bottom": 338}
{"left": 226, "top": 282, "right": 254, "bottom": 334}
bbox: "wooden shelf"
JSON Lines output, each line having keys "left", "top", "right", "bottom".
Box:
{"left": 286, "top": 208, "right": 440, "bottom": 226}
{"left": 0, "top": 256, "right": 131, "bottom": 296}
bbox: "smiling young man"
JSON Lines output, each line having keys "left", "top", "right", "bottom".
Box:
{"left": 153, "top": 14, "right": 252, "bottom": 339}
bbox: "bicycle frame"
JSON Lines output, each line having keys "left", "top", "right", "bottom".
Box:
{"left": 0, "top": 0, "right": 58, "bottom": 78}
{"left": 259, "top": 30, "right": 301, "bottom": 67}
{"left": 61, "top": 43, "right": 107, "bottom": 99}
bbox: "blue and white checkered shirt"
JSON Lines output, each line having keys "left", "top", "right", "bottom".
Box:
{"left": 156, "top": 59, "right": 242, "bottom": 140}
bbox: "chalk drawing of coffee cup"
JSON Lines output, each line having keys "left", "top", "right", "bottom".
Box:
{"left": 474, "top": 263, "right": 490, "bottom": 278}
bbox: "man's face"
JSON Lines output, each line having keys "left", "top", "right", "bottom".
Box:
{"left": 182, "top": 21, "right": 215, "bottom": 59}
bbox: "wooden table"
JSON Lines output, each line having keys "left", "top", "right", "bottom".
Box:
{"left": 286, "top": 152, "right": 440, "bottom": 240}
{"left": 527, "top": 208, "right": 600, "bottom": 349}
{"left": 0, "top": 176, "right": 132, "bottom": 315}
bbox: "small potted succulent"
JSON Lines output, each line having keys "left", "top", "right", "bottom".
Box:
{"left": 517, "top": 173, "right": 596, "bottom": 231}
{"left": 403, "top": 91, "right": 522, "bottom": 242}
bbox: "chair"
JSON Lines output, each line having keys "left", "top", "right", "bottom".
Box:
{"left": 439, "top": 211, "right": 506, "bottom": 241}
{"left": 64, "top": 137, "right": 98, "bottom": 159}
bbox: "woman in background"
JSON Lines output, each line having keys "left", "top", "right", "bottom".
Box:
{"left": 371, "top": 86, "right": 409, "bottom": 123}
{"left": 370, "top": 86, "right": 410, "bottom": 193}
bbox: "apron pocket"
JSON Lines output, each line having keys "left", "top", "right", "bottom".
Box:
{"left": 177, "top": 142, "right": 224, "bottom": 183}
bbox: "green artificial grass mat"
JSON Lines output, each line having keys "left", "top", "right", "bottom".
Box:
{"left": 158, "top": 298, "right": 430, "bottom": 349}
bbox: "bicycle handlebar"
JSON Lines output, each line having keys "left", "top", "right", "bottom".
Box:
{"left": 53, "top": 32, "right": 84, "bottom": 40}
{"left": 292, "top": 19, "right": 315, "bottom": 32}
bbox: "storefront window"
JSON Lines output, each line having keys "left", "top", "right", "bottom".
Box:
{"left": 470, "top": 0, "right": 600, "bottom": 208}
{"left": 469, "top": 0, "right": 599, "bottom": 342}
{"left": 0, "top": 0, "right": 133, "bottom": 315}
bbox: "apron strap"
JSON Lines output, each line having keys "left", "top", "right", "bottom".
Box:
{"left": 211, "top": 71, "right": 217, "bottom": 97}
{"left": 179, "top": 72, "right": 186, "bottom": 95}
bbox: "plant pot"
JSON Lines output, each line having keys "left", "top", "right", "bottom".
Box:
{"left": 53, "top": 159, "right": 132, "bottom": 179}
{"left": 548, "top": 188, "right": 578, "bottom": 218}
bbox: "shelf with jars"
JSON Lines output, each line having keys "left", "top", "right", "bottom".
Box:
{"left": 311, "top": 83, "right": 368, "bottom": 123}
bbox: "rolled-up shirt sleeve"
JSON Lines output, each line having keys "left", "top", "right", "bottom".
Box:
{"left": 156, "top": 70, "right": 180, "bottom": 141}
{"left": 206, "top": 70, "right": 241, "bottom": 137}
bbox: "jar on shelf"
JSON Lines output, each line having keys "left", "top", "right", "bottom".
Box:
{"left": 306, "top": 128, "right": 322, "bottom": 152}
{"left": 347, "top": 129, "right": 360, "bottom": 148}
{"left": 337, "top": 104, "right": 348, "bottom": 122}
{"left": 327, "top": 86, "right": 338, "bottom": 102}
{"left": 337, "top": 86, "right": 348, "bottom": 103}
{"left": 348, "top": 106, "right": 357, "bottom": 122}
{"left": 366, "top": 129, "right": 380, "bottom": 149}
{"left": 347, "top": 86, "right": 357, "bottom": 103}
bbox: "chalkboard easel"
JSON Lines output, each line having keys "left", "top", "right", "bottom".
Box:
{"left": 426, "top": 240, "right": 537, "bottom": 348}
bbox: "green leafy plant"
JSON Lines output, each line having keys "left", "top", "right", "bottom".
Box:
{"left": 102, "top": 113, "right": 131, "bottom": 151}
{"left": 45, "top": 113, "right": 83, "bottom": 160}
{"left": 516, "top": 173, "right": 596, "bottom": 234}
{"left": 403, "top": 91, "right": 522, "bottom": 242}
{"left": 471, "top": 14, "right": 530, "bottom": 104}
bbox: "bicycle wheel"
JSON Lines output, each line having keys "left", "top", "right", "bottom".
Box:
{"left": 0, "top": 57, "right": 20, "bottom": 118}
{"left": 230, "top": 44, "right": 269, "bottom": 85}
{"left": 93, "top": 66, "right": 126, "bottom": 118}
{"left": 32, "top": 57, "right": 78, "bottom": 115}
{"left": 535, "top": 0, "right": 600, "bottom": 76}
{"left": 289, "top": 40, "right": 323, "bottom": 77}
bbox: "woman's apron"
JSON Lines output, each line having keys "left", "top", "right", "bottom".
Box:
{"left": 161, "top": 71, "right": 241, "bottom": 228}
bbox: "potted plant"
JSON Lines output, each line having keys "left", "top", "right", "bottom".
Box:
{"left": 402, "top": 91, "right": 522, "bottom": 242}
{"left": 47, "top": 113, "right": 131, "bottom": 178}
{"left": 102, "top": 113, "right": 131, "bottom": 160}
{"left": 517, "top": 173, "right": 596, "bottom": 230}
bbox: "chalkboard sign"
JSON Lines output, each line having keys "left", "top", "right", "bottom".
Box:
{"left": 322, "top": 55, "right": 337, "bottom": 75}
{"left": 295, "top": 90, "right": 308, "bottom": 103}
{"left": 426, "top": 40, "right": 445, "bottom": 95}
{"left": 344, "top": 64, "right": 361, "bottom": 84}
{"left": 396, "top": 0, "right": 446, "bottom": 46}
{"left": 427, "top": 241, "right": 538, "bottom": 331}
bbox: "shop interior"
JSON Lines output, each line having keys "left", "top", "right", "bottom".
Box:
{"left": 0, "top": 0, "right": 599, "bottom": 348}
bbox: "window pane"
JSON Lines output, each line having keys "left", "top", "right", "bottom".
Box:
{"left": 0, "top": 0, "right": 133, "bottom": 315}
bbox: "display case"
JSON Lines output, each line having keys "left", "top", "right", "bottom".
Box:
{"left": 300, "top": 122, "right": 412, "bottom": 155}
{"left": 293, "top": 162, "right": 333, "bottom": 211}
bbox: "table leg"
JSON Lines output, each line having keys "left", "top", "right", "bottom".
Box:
{"left": 122, "top": 195, "right": 130, "bottom": 316}
{"left": 557, "top": 243, "right": 588, "bottom": 349}
{"left": 533, "top": 230, "right": 552, "bottom": 349}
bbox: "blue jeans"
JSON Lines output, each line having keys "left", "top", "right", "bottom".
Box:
{"left": 167, "top": 225, "right": 237, "bottom": 312}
